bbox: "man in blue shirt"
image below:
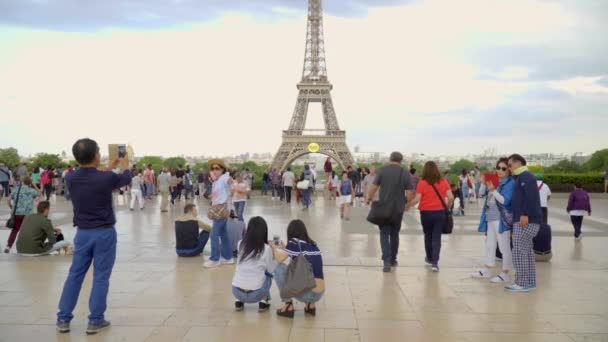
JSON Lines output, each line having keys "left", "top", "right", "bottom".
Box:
{"left": 505, "top": 154, "right": 542, "bottom": 293}
{"left": 57, "top": 138, "right": 131, "bottom": 335}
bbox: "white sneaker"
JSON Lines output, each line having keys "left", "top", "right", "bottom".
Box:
{"left": 220, "top": 258, "right": 235, "bottom": 265}
{"left": 471, "top": 269, "right": 491, "bottom": 279}
{"left": 490, "top": 273, "right": 510, "bottom": 283}
{"left": 575, "top": 234, "right": 583, "bottom": 241}
{"left": 203, "top": 260, "right": 220, "bottom": 268}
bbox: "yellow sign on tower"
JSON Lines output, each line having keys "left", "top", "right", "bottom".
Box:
{"left": 308, "top": 143, "right": 320, "bottom": 153}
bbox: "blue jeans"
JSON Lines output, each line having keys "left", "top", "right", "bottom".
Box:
{"left": 177, "top": 231, "right": 210, "bottom": 257}
{"left": 57, "top": 228, "right": 117, "bottom": 325}
{"left": 475, "top": 181, "right": 481, "bottom": 198}
{"left": 145, "top": 183, "right": 155, "bottom": 198}
{"left": 261, "top": 181, "right": 269, "bottom": 195}
{"left": 1, "top": 181, "right": 9, "bottom": 197}
{"left": 234, "top": 201, "right": 246, "bottom": 222}
{"left": 379, "top": 213, "right": 403, "bottom": 263}
{"left": 274, "top": 264, "right": 324, "bottom": 303}
{"left": 232, "top": 274, "right": 273, "bottom": 303}
{"left": 210, "top": 219, "right": 233, "bottom": 262}
{"left": 301, "top": 188, "right": 312, "bottom": 208}
{"left": 420, "top": 210, "right": 446, "bottom": 266}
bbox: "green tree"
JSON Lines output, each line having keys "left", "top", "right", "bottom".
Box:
{"left": 449, "top": 159, "right": 475, "bottom": 175}
{"left": 0, "top": 147, "right": 20, "bottom": 168}
{"left": 584, "top": 148, "right": 608, "bottom": 171}
{"left": 547, "top": 159, "right": 584, "bottom": 173}
{"left": 163, "top": 157, "right": 187, "bottom": 170}
{"left": 136, "top": 156, "right": 164, "bottom": 173}
{"left": 31, "top": 153, "right": 62, "bottom": 169}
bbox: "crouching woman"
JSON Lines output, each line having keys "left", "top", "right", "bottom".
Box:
{"left": 272, "top": 220, "right": 325, "bottom": 318}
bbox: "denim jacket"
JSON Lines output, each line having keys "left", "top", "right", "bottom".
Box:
{"left": 478, "top": 176, "right": 514, "bottom": 234}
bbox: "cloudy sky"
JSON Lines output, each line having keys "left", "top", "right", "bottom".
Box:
{"left": 0, "top": 0, "right": 606, "bottom": 158}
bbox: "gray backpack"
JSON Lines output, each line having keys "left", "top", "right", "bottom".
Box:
{"left": 279, "top": 242, "right": 316, "bottom": 300}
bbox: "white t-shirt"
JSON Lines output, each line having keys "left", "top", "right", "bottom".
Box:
{"left": 212, "top": 173, "right": 232, "bottom": 206}
{"left": 537, "top": 181, "right": 551, "bottom": 208}
{"left": 282, "top": 171, "right": 295, "bottom": 187}
{"left": 131, "top": 175, "right": 143, "bottom": 190}
{"left": 232, "top": 243, "right": 276, "bottom": 291}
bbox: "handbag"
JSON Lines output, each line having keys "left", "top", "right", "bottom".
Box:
{"left": 207, "top": 203, "right": 229, "bottom": 221}
{"left": 495, "top": 179, "right": 514, "bottom": 229}
{"left": 6, "top": 185, "right": 21, "bottom": 229}
{"left": 296, "top": 180, "right": 310, "bottom": 190}
{"left": 430, "top": 183, "right": 454, "bottom": 234}
{"left": 279, "top": 241, "right": 316, "bottom": 300}
{"left": 366, "top": 168, "right": 404, "bottom": 226}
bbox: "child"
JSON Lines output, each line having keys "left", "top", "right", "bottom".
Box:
{"left": 337, "top": 171, "right": 354, "bottom": 220}
{"left": 567, "top": 182, "right": 591, "bottom": 241}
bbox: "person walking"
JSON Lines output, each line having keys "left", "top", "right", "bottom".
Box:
{"left": 567, "top": 182, "right": 591, "bottom": 241}
{"left": 41, "top": 166, "right": 54, "bottom": 201}
{"left": 365, "top": 152, "right": 414, "bottom": 272}
{"left": 300, "top": 165, "right": 314, "bottom": 210}
{"left": 409, "top": 167, "right": 419, "bottom": 194}
{"left": 0, "top": 163, "right": 12, "bottom": 202}
{"left": 32, "top": 168, "right": 41, "bottom": 191}
{"left": 183, "top": 167, "right": 193, "bottom": 201}
{"left": 323, "top": 157, "right": 333, "bottom": 185}
{"left": 363, "top": 167, "right": 376, "bottom": 201}
{"left": 282, "top": 167, "right": 295, "bottom": 204}
{"left": 157, "top": 168, "right": 171, "bottom": 212}
{"left": 458, "top": 169, "right": 469, "bottom": 212}
{"left": 338, "top": 171, "right": 354, "bottom": 220}
{"left": 232, "top": 174, "right": 250, "bottom": 222}
{"left": 504, "top": 154, "right": 542, "bottom": 293}
{"left": 471, "top": 157, "right": 514, "bottom": 283}
{"left": 473, "top": 165, "right": 482, "bottom": 200}
{"left": 536, "top": 174, "right": 551, "bottom": 224}
{"left": 129, "top": 170, "right": 144, "bottom": 211}
{"left": 143, "top": 164, "right": 155, "bottom": 200}
{"left": 197, "top": 170, "right": 206, "bottom": 200}
{"left": 4, "top": 177, "right": 40, "bottom": 254}
{"left": 57, "top": 138, "right": 131, "bottom": 334}
{"left": 270, "top": 169, "right": 281, "bottom": 200}
{"left": 406, "top": 161, "right": 454, "bottom": 272}
{"left": 204, "top": 159, "right": 235, "bottom": 268}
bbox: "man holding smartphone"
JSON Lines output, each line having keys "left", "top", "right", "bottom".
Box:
{"left": 57, "top": 138, "right": 132, "bottom": 335}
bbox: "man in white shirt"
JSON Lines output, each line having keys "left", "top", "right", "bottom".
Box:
{"left": 536, "top": 174, "right": 551, "bottom": 224}
{"left": 157, "top": 168, "right": 171, "bottom": 213}
{"left": 282, "top": 167, "right": 295, "bottom": 204}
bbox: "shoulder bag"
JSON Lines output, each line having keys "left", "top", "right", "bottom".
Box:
{"left": 430, "top": 182, "right": 454, "bottom": 234}
{"left": 6, "top": 185, "right": 21, "bottom": 229}
{"left": 495, "top": 179, "right": 513, "bottom": 229}
{"left": 367, "top": 167, "right": 404, "bottom": 226}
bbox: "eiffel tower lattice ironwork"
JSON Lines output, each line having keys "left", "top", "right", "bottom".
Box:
{"left": 271, "top": 0, "right": 354, "bottom": 171}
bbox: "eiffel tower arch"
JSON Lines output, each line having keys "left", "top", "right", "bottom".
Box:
{"left": 271, "top": 0, "right": 355, "bottom": 172}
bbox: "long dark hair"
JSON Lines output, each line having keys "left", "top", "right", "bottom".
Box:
{"left": 287, "top": 220, "right": 316, "bottom": 246}
{"left": 421, "top": 161, "right": 441, "bottom": 185}
{"left": 238, "top": 217, "right": 268, "bottom": 262}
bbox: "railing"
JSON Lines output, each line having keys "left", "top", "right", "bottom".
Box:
{"left": 283, "top": 129, "right": 345, "bottom": 137}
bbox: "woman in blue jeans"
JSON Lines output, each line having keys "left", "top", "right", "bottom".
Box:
{"left": 272, "top": 220, "right": 324, "bottom": 318}
{"left": 300, "top": 165, "right": 314, "bottom": 209}
{"left": 204, "top": 159, "right": 235, "bottom": 268}
{"left": 231, "top": 217, "right": 276, "bottom": 312}
{"left": 407, "top": 161, "right": 454, "bottom": 272}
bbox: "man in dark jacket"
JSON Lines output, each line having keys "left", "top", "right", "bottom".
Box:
{"left": 505, "top": 154, "right": 542, "bottom": 293}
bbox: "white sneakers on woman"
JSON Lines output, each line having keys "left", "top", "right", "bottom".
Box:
{"left": 471, "top": 269, "right": 510, "bottom": 284}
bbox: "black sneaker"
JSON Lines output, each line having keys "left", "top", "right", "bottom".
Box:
{"left": 235, "top": 301, "right": 244, "bottom": 312}
{"left": 56, "top": 321, "right": 70, "bottom": 333}
{"left": 382, "top": 261, "right": 391, "bottom": 273}
{"left": 86, "top": 320, "right": 111, "bottom": 335}
{"left": 258, "top": 299, "right": 270, "bottom": 313}
{"left": 391, "top": 260, "right": 398, "bottom": 267}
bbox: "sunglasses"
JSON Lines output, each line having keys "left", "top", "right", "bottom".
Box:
{"left": 496, "top": 166, "right": 508, "bottom": 171}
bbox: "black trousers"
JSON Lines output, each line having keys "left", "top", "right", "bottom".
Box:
{"left": 284, "top": 186, "right": 292, "bottom": 203}
{"left": 420, "top": 211, "right": 446, "bottom": 265}
{"left": 541, "top": 207, "right": 548, "bottom": 224}
{"left": 570, "top": 215, "right": 583, "bottom": 238}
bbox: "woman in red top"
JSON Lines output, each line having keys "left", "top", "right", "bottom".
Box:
{"left": 406, "top": 161, "right": 454, "bottom": 272}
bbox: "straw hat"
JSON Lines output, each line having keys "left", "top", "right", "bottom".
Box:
{"left": 208, "top": 159, "right": 227, "bottom": 171}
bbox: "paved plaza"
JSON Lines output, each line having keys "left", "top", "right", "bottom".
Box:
{"left": 0, "top": 193, "right": 607, "bottom": 342}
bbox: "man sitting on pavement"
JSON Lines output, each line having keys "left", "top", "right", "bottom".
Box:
{"left": 16, "top": 201, "right": 72, "bottom": 256}
{"left": 175, "top": 203, "right": 212, "bottom": 257}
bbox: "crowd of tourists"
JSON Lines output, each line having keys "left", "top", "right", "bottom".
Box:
{"left": 0, "top": 138, "right": 599, "bottom": 336}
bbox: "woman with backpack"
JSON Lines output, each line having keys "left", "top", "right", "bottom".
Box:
{"left": 231, "top": 217, "right": 276, "bottom": 313}
{"left": 272, "top": 220, "right": 324, "bottom": 318}
{"left": 471, "top": 157, "right": 515, "bottom": 284}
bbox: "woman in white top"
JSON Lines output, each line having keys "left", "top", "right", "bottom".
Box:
{"left": 130, "top": 170, "right": 144, "bottom": 210}
{"left": 231, "top": 217, "right": 276, "bottom": 312}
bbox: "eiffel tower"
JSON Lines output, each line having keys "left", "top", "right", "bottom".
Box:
{"left": 271, "top": 0, "right": 354, "bottom": 171}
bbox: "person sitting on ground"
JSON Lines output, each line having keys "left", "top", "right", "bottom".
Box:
{"left": 231, "top": 217, "right": 276, "bottom": 313}
{"left": 227, "top": 210, "right": 246, "bottom": 258}
{"left": 175, "top": 204, "right": 212, "bottom": 257}
{"left": 273, "top": 220, "right": 324, "bottom": 318}
{"left": 16, "top": 201, "right": 72, "bottom": 256}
